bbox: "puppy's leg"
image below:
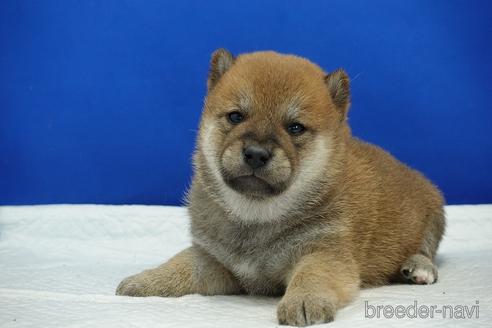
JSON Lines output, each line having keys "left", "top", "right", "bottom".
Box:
{"left": 277, "top": 251, "right": 360, "bottom": 326}
{"left": 400, "top": 212, "right": 445, "bottom": 285}
{"left": 116, "top": 246, "right": 241, "bottom": 297}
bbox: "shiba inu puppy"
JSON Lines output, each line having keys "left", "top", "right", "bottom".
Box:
{"left": 116, "top": 49, "right": 445, "bottom": 326}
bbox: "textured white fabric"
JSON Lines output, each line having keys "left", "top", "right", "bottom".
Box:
{"left": 0, "top": 204, "right": 491, "bottom": 327}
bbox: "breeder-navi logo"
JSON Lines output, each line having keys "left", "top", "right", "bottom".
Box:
{"left": 365, "top": 300, "right": 480, "bottom": 319}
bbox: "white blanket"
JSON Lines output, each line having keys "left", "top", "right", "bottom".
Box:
{"left": 0, "top": 204, "right": 491, "bottom": 327}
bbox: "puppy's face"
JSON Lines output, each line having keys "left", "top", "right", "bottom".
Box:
{"left": 198, "top": 50, "right": 350, "bottom": 217}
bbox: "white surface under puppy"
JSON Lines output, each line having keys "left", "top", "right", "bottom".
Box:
{"left": 0, "top": 204, "right": 491, "bottom": 327}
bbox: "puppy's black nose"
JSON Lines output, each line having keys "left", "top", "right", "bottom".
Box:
{"left": 243, "top": 145, "right": 271, "bottom": 169}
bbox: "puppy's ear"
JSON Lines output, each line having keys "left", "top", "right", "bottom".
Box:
{"left": 325, "top": 69, "right": 351, "bottom": 120}
{"left": 208, "top": 48, "right": 235, "bottom": 91}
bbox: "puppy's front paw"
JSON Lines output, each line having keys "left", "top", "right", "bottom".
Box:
{"left": 116, "top": 273, "right": 150, "bottom": 296}
{"left": 277, "top": 292, "right": 336, "bottom": 326}
{"left": 116, "top": 268, "right": 183, "bottom": 297}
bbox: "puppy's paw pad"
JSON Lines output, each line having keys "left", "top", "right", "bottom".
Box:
{"left": 277, "top": 293, "right": 336, "bottom": 326}
{"left": 400, "top": 254, "right": 438, "bottom": 285}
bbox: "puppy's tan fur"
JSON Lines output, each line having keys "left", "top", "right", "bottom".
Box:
{"left": 117, "top": 50, "right": 445, "bottom": 326}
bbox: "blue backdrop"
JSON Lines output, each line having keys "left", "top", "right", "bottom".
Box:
{"left": 1, "top": 1, "right": 491, "bottom": 205}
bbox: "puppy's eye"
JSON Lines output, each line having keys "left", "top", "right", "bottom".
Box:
{"left": 227, "top": 111, "right": 244, "bottom": 124}
{"left": 287, "top": 122, "right": 306, "bottom": 135}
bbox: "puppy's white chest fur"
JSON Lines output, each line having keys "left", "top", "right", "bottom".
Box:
{"left": 192, "top": 213, "right": 336, "bottom": 295}
{"left": 193, "top": 228, "right": 291, "bottom": 295}
{"left": 232, "top": 258, "right": 259, "bottom": 278}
